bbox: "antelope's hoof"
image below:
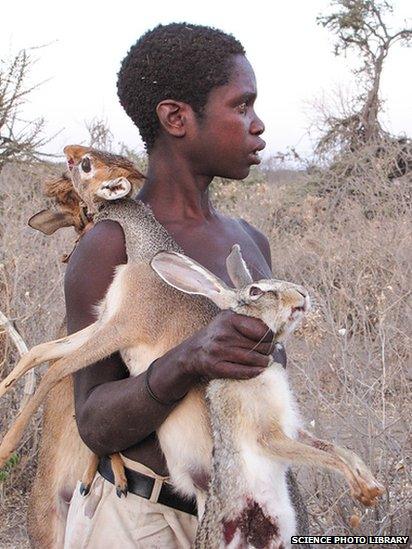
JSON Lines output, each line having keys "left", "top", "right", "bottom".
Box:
{"left": 116, "top": 484, "right": 128, "bottom": 498}
{"left": 79, "top": 482, "right": 91, "bottom": 496}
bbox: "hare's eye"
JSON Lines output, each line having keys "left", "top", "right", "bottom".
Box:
{"left": 249, "top": 286, "right": 264, "bottom": 298}
{"left": 81, "top": 157, "right": 91, "bottom": 173}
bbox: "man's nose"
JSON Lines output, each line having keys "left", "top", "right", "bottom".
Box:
{"left": 251, "top": 112, "right": 265, "bottom": 135}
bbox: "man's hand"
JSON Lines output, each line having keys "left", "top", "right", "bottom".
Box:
{"left": 149, "top": 310, "right": 287, "bottom": 403}
{"left": 178, "top": 310, "right": 279, "bottom": 381}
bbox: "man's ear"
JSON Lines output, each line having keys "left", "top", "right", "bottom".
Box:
{"left": 156, "top": 100, "right": 192, "bottom": 138}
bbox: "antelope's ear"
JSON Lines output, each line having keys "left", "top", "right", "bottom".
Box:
{"left": 28, "top": 210, "right": 74, "bottom": 235}
{"left": 226, "top": 244, "right": 253, "bottom": 288}
{"left": 127, "top": 169, "right": 146, "bottom": 195}
{"left": 95, "top": 177, "right": 131, "bottom": 201}
{"left": 151, "top": 251, "right": 236, "bottom": 310}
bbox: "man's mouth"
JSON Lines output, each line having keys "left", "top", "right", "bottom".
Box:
{"left": 249, "top": 150, "right": 261, "bottom": 165}
{"left": 248, "top": 140, "right": 266, "bottom": 165}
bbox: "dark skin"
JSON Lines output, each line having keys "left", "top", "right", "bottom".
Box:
{"left": 65, "top": 54, "right": 286, "bottom": 474}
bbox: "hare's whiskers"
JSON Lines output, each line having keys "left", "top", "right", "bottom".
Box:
{"left": 249, "top": 327, "right": 273, "bottom": 354}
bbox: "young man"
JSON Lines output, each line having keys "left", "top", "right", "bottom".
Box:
{"left": 64, "top": 23, "right": 307, "bottom": 548}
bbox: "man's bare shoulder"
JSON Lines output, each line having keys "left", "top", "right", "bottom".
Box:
{"left": 67, "top": 220, "right": 127, "bottom": 276}
{"left": 238, "top": 218, "right": 271, "bottom": 266}
{"left": 64, "top": 220, "right": 127, "bottom": 331}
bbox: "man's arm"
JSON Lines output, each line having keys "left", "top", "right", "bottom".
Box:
{"left": 239, "top": 219, "right": 272, "bottom": 268}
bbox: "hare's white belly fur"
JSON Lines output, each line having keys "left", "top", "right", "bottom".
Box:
{"left": 241, "top": 447, "right": 296, "bottom": 544}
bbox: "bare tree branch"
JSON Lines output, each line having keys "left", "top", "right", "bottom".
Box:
{"left": 0, "top": 47, "right": 57, "bottom": 171}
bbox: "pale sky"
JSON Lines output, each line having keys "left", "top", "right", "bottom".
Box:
{"left": 2, "top": 0, "right": 411, "bottom": 160}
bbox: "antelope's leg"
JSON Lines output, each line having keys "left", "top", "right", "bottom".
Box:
{"left": 110, "top": 453, "right": 128, "bottom": 498}
{"left": 0, "top": 322, "right": 131, "bottom": 468}
{"left": 261, "top": 431, "right": 384, "bottom": 506}
{"left": 79, "top": 453, "right": 99, "bottom": 496}
{"left": 0, "top": 323, "right": 98, "bottom": 398}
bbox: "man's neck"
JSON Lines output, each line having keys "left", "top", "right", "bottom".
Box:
{"left": 137, "top": 147, "right": 217, "bottom": 224}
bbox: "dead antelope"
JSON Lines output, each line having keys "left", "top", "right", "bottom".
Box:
{"left": 21, "top": 146, "right": 144, "bottom": 547}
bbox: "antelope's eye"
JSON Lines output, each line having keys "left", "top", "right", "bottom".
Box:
{"left": 81, "top": 157, "right": 91, "bottom": 173}
{"left": 249, "top": 286, "right": 264, "bottom": 298}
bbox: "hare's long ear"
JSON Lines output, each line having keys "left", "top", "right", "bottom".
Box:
{"left": 226, "top": 244, "right": 253, "bottom": 289}
{"left": 95, "top": 177, "right": 131, "bottom": 201}
{"left": 151, "top": 251, "right": 236, "bottom": 310}
{"left": 28, "top": 210, "right": 74, "bottom": 235}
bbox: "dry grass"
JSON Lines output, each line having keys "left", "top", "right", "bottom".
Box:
{"left": 0, "top": 151, "right": 411, "bottom": 547}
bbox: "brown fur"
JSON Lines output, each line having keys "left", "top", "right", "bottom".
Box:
{"left": 26, "top": 324, "right": 90, "bottom": 548}
{"left": 27, "top": 375, "right": 90, "bottom": 548}
{"left": 43, "top": 174, "right": 83, "bottom": 226}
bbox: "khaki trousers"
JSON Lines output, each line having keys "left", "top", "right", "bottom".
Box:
{"left": 64, "top": 456, "right": 198, "bottom": 548}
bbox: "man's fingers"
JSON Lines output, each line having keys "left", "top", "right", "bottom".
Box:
{"left": 251, "top": 340, "right": 276, "bottom": 356}
{"left": 226, "top": 348, "right": 272, "bottom": 369}
{"left": 230, "top": 312, "right": 274, "bottom": 343}
{"left": 216, "top": 362, "right": 266, "bottom": 380}
{"left": 229, "top": 334, "right": 274, "bottom": 355}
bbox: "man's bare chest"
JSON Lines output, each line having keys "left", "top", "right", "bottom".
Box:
{"left": 162, "top": 218, "right": 271, "bottom": 286}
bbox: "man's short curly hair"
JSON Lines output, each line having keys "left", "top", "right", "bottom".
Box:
{"left": 117, "top": 23, "right": 245, "bottom": 152}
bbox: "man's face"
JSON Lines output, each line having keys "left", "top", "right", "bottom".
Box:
{"left": 189, "top": 55, "right": 266, "bottom": 180}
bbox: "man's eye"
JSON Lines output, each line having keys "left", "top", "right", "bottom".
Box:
{"left": 238, "top": 102, "right": 247, "bottom": 114}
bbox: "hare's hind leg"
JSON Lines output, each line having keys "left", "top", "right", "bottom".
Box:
{"left": 261, "top": 430, "right": 384, "bottom": 506}
{"left": 0, "top": 321, "right": 131, "bottom": 468}
{"left": 0, "top": 323, "right": 98, "bottom": 398}
{"left": 79, "top": 452, "right": 100, "bottom": 496}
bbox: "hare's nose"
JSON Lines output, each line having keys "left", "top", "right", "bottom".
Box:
{"left": 294, "top": 288, "right": 310, "bottom": 312}
{"left": 302, "top": 294, "right": 311, "bottom": 312}
{"left": 296, "top": 288, "right": 308, "bottom": 300}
